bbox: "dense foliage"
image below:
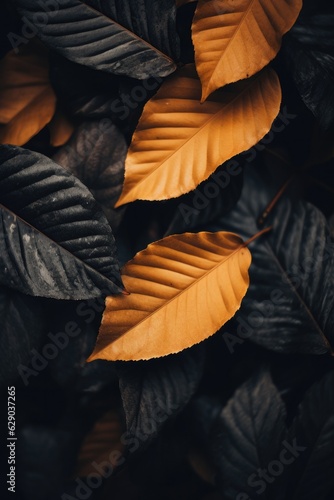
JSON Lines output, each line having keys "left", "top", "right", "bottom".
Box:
{"left": 0, "top": 0, "right": 334, "bottom": 499}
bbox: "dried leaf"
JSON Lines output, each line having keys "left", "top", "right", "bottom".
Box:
{"left": 192, "top": 0, "right": 302, "bottom": 100}
{"left": 48, "top": 111, "right": 75, "bottom": 147}
{"left": 75, "top": 410, "right": 124, "bottom": 478}
{"left": 88, "top": 231, "right": 251, "bottom": 361}
{"left": 187, "top": 447, "right": 215, "bottom": 485}
{"left": 0, "top": 43, "right": 56, "bottom": 145}
{"left": 116, "top": 65, "right": 281, "bottom": 205}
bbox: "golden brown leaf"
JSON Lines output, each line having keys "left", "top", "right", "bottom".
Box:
{"left": 192, "top": 0, "right": 302, "bottom": 100}
{"left": 48, "top": 110, "right": 75, "bottom": 147}
{"left": 0, "top": 42, "right": 56, "bottom": 145}
{"left": 115, "top": 65, "right": 281, "bottom": 206}
{"left": 75, "top": 410, "right": 124, "bottom": 478}
{"left": 188, "top": 447, "right": 216, "bottom": 485}
{"left": 0, "top": 87, "right": 56, "bottom": 145}
{"left": 88, "top": 231, "right": 251, "bottom": 362}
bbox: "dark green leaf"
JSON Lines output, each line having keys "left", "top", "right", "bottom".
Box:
{"left": 0, "top": 145, "right": 123, "bottom": 299}
{"left": 14, "top": 0, "right": 176, "bottom": 79}
{"left": 211, "top": 367, "right": 287, "bottom": 499}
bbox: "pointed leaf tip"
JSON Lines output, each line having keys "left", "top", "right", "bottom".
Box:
{"left": 192, "top": 0, "right": 302, "bottom": 98}
{"left": 117, "top": 65, "right": 281, "bottom": 205}
{"left": 90, "top": 231, "right": 252, "bottom": 361}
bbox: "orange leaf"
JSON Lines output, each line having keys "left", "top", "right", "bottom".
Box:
{"left": 0, "top": 87, "right": 56, "bottom": 146}
{"left": 192, "top": 0, "right": 302, "bottom": 100}
{"left": 75, "top": 410, "right": 124, "bottom": 478}
{"left": 0, "top": 42, "right": 56, "bottom": 145}
{"left": 88, "top": 231, "right": 251, "bottom": 361}
{"left": 48, "top": 110, "right": 75, "bottom": 147}
{"left": 188, "top": 447, "right": 216, "bottom": 485}
{"left": 115, "top": 65, "right": 281, "bottom": 206}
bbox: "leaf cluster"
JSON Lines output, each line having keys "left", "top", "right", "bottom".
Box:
{"left": 0, "top": 0, "right": 334, "bottom": 498}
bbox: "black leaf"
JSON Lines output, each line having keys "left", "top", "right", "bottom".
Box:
{"left": 213, "top": 165, "right": 334, "bottom": 355}
{"left": 45, "top": 299, "right": 102, "bottom": 387}
{"left": 211, "top": 367, "right": 287, "bottom": 500}
{"left": 116, "top": 344, "right": 205, "bottom": 451}
{"left": 284, "top": 15, "right": 334, "bottom": 130}
{"left": 53, "top": 121, "right": 127, "bottom": 231}
{"left": 164, "top": 161, "right": 243, "bottom": 235}
{"left": 0, "top": 285, "right": 47, "bottom": 386}
{"left": 49, "top": 54, "right": 120, "bottom": 120}
{"left": 84, "top": 0, "right": 180, "bottom": 61}
{"left": 0, "top": 145, "right": 123, "bottom": 299}
{"left": 13, "top": 0, "right": 177, "bottom": 80}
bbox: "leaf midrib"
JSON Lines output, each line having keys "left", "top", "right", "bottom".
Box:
{"left": 265, "top": 240, "right": 332, "bottom": 353}
{"left": 124, "top": 69, "right": 266, "bottom": 195}
{"left": 99, "top": 233, "right": 249, "bottom": 347}
{"left": 204, "top": 0, "right": 258, "bottom": 86}
{"left": 0, "top": 201, "right": 123, "bottom": 294}
{"left": 79, "top": 0, "right": 176, "bottom": 65}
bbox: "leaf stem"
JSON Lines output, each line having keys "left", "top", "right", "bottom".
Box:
{"left": 264, "top": 147, "right": 293, "bottom": 168}
{"left": 243, "top": 226, "right": 272, "bottom": 247}
{"left": 258, "top": 175, "right": 295, "bottom": 226}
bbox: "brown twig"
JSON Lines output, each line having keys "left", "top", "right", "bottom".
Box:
{"left": 258, "top": 175, "right": 296, "bottom": 226}
{"left": 243, "top": 225, "right": 273, "bottom": 247}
